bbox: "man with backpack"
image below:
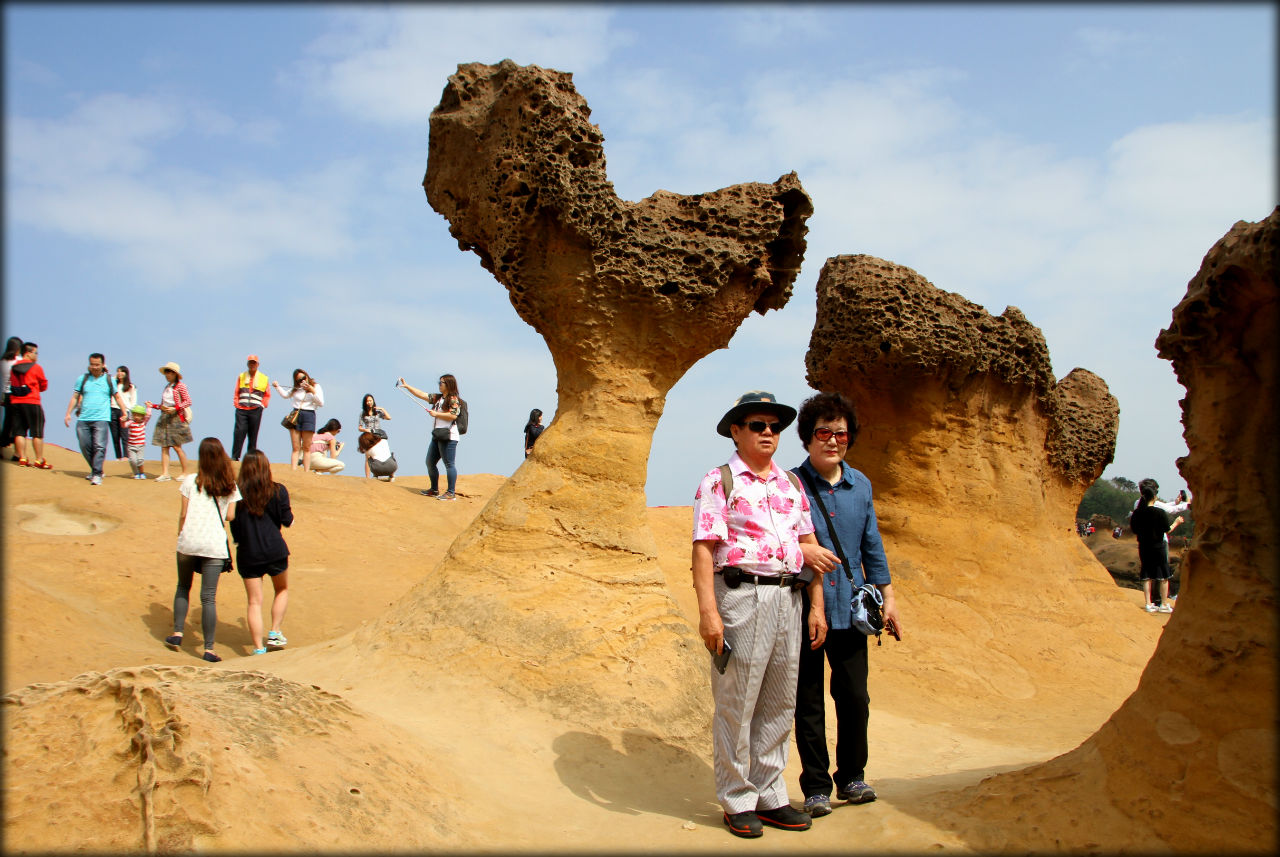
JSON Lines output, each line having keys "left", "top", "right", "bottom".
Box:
{"left": 64, "top": 352, "right": 128, "bottom": 485}
{"left": 691, "top": 390, "right": 836, "bottom": 839}
{"left": 8, "top": 342, "right": 50, "bottom": 468}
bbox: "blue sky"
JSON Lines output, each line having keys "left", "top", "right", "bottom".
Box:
{"left": 5, "top": 3, "right": 1275, "bottom": 506}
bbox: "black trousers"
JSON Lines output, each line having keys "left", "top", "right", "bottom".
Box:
{"left": 109, "top": 408, "right": 125, "bottom": 458}
{"left": 794, "top": 597, "right": 870, "bottom": 798}
{"left": 232, "top": 407, "right": 263, "bottom": 459}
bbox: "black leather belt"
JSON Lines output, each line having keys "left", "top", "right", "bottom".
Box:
{"left": 719, "top": 566, "right": 804, "bottom": 589}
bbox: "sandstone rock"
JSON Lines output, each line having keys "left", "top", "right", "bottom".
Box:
{"left": 802, "top": 253, "right": 1140, "bottom": 746}
{"left": 934, "top": 208, "right": 1279, "bottom": 851}
{"left": 339, "top": 60, "right": 811, "bottom": 745}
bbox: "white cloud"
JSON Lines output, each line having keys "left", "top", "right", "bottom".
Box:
{"left": 288, "top": 6, "right": 622, "bottom": 127}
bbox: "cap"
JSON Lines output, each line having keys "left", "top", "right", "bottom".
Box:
{"left": 246, "top": 354, "right": 259, "bottom": 363}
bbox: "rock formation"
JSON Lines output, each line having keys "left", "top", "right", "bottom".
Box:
{"left": 929, "top": 209, "right": 1279, "bottom": 851}
{"left": 345, "top": 60, "right": 812, "bottom": 744}
{"left": 804, "top": 254, "right": 1140, "bottom": 730}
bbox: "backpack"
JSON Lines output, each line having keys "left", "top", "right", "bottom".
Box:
{"left": 9, "top": 362, "right": 34, "bottom": 398}
{"left": 73, "top": 372, "right": 116, "bottom": 415}
{"left": 455, "top": 398, "right": 469, "bottom": 435}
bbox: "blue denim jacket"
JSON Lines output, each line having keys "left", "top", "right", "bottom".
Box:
{"left": 791, "top": 458, "right": 891, "bottom": 630}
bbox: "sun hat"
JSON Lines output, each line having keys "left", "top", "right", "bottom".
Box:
{"left": 159, "top": 361, "right": 182, "bottom": 379}
{"left": 130, "top": 404, "right": 147, "bottom": 416}
{"left": 716, "top": 390, "right": 797, "bottom": 438}
{"left": 246, "top": 354, "right": 260, "bottom": 363}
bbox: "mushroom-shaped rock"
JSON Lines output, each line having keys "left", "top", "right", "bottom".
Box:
{"left": 332, "top": 61, "right": 811, "bottom": 745}
{"left": 804, "top": 253, "right": 1137, "bottom": 735}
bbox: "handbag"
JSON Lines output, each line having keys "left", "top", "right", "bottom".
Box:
{"left": 212, "top": 492, "right": 234, "bottom": 573}
{"left": 281, "top": 408, "right": 300, "bottom": 429}
{"left": 432, "top": 426, "right": 452, "bottom": 442}
{"left": 797, "top": 468, "right": 885, "bottom": 644}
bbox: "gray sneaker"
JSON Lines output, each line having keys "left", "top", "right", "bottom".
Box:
{"left": 803, "top": 794, "right": 832, "bottom": 817}
{"left": 836, "top": 780, "right": 877, "bottom": 804}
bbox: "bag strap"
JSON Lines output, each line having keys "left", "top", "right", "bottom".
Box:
{"left": 796, "top": 466, "right": 856, "bottom": 584}
{"left": 210, "top": 490, "right": 233, "bottom": 567}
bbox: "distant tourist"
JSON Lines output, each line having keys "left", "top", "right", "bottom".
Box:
{"left": 145, "top": 361, "right": 193, "bottom": 482}
{"left": 1129, "top": 480, "right": 1179, "bottom": 613}
{"left": 307, "top": 418, "right": 345, "bottom": 474}
{"left": 358, "top": 394, "right": 391, "bottom": 439}
{"left": 789, "top": 392, "right": 899, "bottom": 818}
{"left": 273, "top": 369, "right": 323, "bottom": 471}
{"left": 230, "top": 450, "right": 292, "bottom": 654}
{"left": 231, "top": 355, "right": 270, "bottom": 461}
{"left": 166, "top": 437, "right": 241, "bottom": 662}
{"left": 124, "top": 405, "right": 151, "bottom": 479}
{"left": 8, "top": 342, "right": 50, "bottom": 469}
{"left": 2, "top": 335, "right": 26, "bottom": 460}
{"left": 523, "top": 408, "right": 544, "bottom": 457}
{"left": 111, "top": 366, "right": 137, "bottom": 461}
{"left": 358, "top": 430, "right": 397, "bottom": 481}
{"left": 691, "top": 390, "right": 832, "bottom": 838}
{"left": 65, "top": 352, "right": 128, "bottom": 485}
{"left": 398, "top": 374, "right": 463, "bottom": 500}
{"left": 1113, "top": 526, "right": 1123, "bottom": 539}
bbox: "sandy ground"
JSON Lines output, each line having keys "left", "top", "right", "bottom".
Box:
{"left": 3, "top": 444, "right": 1172, "bottom": 852}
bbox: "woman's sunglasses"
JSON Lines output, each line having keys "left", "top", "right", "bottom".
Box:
{"left": 813, "top": 427, "right": 850, "bottom": 444}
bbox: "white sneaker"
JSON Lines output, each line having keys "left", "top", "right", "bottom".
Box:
{"left": 1144, "top": 603, "right": 1157, "bottom": 613}
{"left": 155, "top": 473, "right": 172, "bottom": 482}
{"left": 89, "top": 475, "right": 102, "bottom": 486}
{"left": 1157, "top": 604, "right": 1173, "bottom": 613}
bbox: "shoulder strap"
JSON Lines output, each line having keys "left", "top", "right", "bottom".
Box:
{"left": 718, "top": 463, "right": 734, "bottom": 506}
{"left": 796, "top": 467, "right": 855, "bottom": 583}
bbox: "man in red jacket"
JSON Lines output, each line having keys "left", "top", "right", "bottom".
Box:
{"left": 8, "top": 342, "right": 50, "bottom": 468}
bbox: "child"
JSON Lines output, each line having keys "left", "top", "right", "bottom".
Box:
{"left": 358, "top": 430, "right": 397, "bottom": 481}
{"left": 125, "top": 404, "right": 151, "bottom": 479}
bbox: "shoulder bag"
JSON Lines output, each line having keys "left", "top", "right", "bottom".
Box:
{"left": 796, "top": 468, "right": 885, "bottom": 644}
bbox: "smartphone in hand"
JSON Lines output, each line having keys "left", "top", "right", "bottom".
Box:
{"left": 712, "top": 640, "right": 734, "bottom": 674}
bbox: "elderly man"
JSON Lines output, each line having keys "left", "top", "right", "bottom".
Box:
{"left": 691, "top": 391, "right": 837, "bottom": 839}
{"left": 231, "top": 354, "right": 270, "bottom": 461}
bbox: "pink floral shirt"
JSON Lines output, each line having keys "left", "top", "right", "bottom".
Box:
{"left": 692, "top": 451, "right": 815, "bottom": 576}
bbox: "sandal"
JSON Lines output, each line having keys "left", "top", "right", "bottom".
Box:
{"left": 35, "top": 460, "right": 52, "bottom": 470}
{"left": 17, "top": 458, "right": 28, "bottom": 466}
{"left": 164, "top": 634, "right": 183, "bottom": 650}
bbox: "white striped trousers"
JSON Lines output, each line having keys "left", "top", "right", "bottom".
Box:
{"left": 710, "top": 574, "right": 803, "bottom": 813}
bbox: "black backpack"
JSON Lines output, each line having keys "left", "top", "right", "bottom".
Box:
{"left": 455, "top": 398, "right": 469, "bottom": 435}
{"left": 9, "top": 362, "right": 35, "bottom": 398}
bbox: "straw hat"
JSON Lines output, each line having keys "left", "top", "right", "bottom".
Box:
{"left": 159, "top": 361, "right": 182, "bottom": 379}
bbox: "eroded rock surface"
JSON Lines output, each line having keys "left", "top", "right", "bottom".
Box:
{"left": 931, "top": 209, "right": 1279, "bottom": 851}
{"left": 2, "top": 666, "right": 460, "bottom": 852}
{"left": 803, "top": 254, "right": 1141, "bottom": 736}
{"left": 335, "top": 60, "right": 811, "bottom": 744}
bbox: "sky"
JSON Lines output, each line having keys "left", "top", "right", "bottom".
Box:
{"left": 4, "top": 3, "right": 1275, "bottom": 507}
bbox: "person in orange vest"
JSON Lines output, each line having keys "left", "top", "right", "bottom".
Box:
{"left": 231, "top": 355, "right": 270, "bottom": 461}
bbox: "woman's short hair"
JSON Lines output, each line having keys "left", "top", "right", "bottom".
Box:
{"left": 795, "top": 392, "right": 860, "bottom": 446}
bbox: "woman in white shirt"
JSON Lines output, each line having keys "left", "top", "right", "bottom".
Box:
{"left": 358, "top": 430, "right": 398, "bottom": 481}
{"left": 398, "top": 374, "right": 462, "bottom": 500}
{"left": 272, "top": 368, "right": 324, "bottom": 471}
{"left": 110, "top": 365, "right": 137, "bottom": 460}
{"left": 165, "top": 437, "right": 241, "bottom": 662}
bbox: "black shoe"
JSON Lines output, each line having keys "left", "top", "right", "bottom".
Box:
{"left": 723, "top": 811, "right": 763, "bottom": 838}
{"left": 756, "top": 805, "right": 811, "bottom": 830}
{"left": 836, "top": 780, "right": 877, "bottom": 804}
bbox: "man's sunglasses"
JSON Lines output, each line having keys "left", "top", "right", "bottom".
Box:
{"left": 813, "top": 427, "right": 850, "bottom": 444}
{"left": 742, "top": 420, "right": 784, "bottom": 435}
